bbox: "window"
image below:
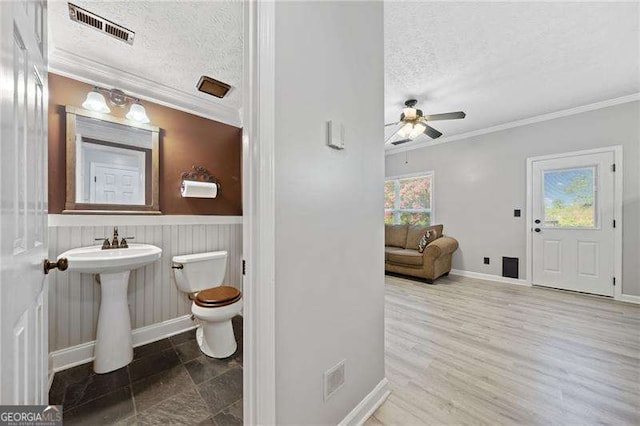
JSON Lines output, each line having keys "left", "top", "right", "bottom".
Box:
{"left": 543, "top": 167, "right": 596, "bottom": 228}
{"left": 385, "top": 173, "right": 433, "bottom": 226}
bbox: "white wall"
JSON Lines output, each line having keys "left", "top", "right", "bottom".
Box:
{"left": 386, "top": 101, "right": 640, "bottom": 296}
{"left": 48, "top": 219, "right": 242, "bottom": 352}
{"left": 273, "top": 2, "right": 385, "bottom": 424}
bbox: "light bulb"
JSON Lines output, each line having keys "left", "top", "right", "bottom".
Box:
{"left": 82, "top": 89, "right": 110, "bottom": 113}
{"left": 408, "top": 122, "right": 426, "bottom": 139}
{"left": 398, "top": 122, "right": 413, "bottom": 138}
{"left": 402, "top": 107, "right": 417, "bottom": 120}
{"left": 126, "top": 102, "right": 150, "bottom": 123}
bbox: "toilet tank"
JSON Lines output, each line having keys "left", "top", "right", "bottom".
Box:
{"left": 172, "top": 251, "right": 228, "bottom": 293}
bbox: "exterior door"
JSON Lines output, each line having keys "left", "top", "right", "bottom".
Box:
{"left": 0, "top": 0, "right": 49, "bottom": 404}
{"left": 531, "top": 151, "right": 615, "bottom": 296}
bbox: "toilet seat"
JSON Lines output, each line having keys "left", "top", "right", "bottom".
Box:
{"left": 194, "top": 286, "right": 241, "bottom": 308}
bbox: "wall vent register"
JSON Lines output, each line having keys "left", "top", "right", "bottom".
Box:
{"left": 68, "top": 3, "right": 135, "bottom": 45}
{"left": 323, "top": 359, "right": 346, "bottom": 401}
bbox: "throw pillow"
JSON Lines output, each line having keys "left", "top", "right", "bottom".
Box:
{"left": 417, "top": 230, "right": 433, "bottom": 253}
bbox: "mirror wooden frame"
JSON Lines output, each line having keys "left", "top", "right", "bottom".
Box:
{"left": 64, "top": 106, "right": 161, "bottom": 214}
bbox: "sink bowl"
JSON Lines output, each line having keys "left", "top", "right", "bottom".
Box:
{"left": 57, "top": 243, "right": 162, "bottom": 374}
{"left": 59, "top": 244, "right": 162, "bottom": 274}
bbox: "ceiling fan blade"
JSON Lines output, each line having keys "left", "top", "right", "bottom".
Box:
{"left": 391, "top": 138, "right": 411, "bottom": 146}
{"left": 423, "top": 124, "right": 443, "bottom": 139}
{"left": 384, "top": 121, "right": 400, "bottom": 127}
{"left": 384, "top": 125, "right": 401, "bottom": 144}
{"left": 424, "top": 111, "right": 466, "bottom": 121}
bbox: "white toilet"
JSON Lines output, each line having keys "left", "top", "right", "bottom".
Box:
{"left": 172, "top": 251, "right": 242, "bottom": 358}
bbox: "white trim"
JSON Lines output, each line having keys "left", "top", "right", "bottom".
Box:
{"left": 618, "top": 294, "right": 640, "bottom": 305}
{"left": 48, "top": 214, "right": 242, "bottom": 227}
{"left": 47, "top": 358, "right": 54, "bottom": 391}
{"left": 386, "top": 93, "right": 640, "bottom": 155}
{"left": 338, "top": 378, "right": 390, "bottom": 426}
{"left": 242, "top": 0, "right": 277, "bottom": 424}
{"left": 450, "top": 269, "right": 530, "bottom": 286}
{"left": 48, "top": 314, "right": 196, "bottom": 375}
{"left": 49, "top": 47, "right": 242, "bottom": 128}
{"left": 525, "top": 146, "right": 624, "bottom": 300}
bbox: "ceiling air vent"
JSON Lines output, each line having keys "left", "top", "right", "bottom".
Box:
{"left": 197, "top": 76, "right": 232, "bottom": 99}
{"left": 68, "top": 3, "right": 135, "bottom": 45}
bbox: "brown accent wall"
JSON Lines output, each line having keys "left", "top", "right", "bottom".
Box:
{"left": 48, "top": 73, "right": 242, "bottom": 215}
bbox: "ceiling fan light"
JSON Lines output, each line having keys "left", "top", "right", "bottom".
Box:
{"left": 126, "top": 101, "right": 150, "bottom": 123}
{"left": 409, "top": 122, "right": 426, "bottom": 139}
{"left": 82, "top": 89, "right": 110, "bottom": 113}
{"left": 402, "top": 107, "right": 417, "bottom": 120}
{"left": 398, "top": 122, "right": 413, "bottom": 138}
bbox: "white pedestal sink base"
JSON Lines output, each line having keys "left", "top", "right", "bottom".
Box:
{"left": 94, "top": 271, "right": 133, "bottom": 374}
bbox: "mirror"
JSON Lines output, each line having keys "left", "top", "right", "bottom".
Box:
{"left": 65, "top": 106, "right": 160, "bottom": 213}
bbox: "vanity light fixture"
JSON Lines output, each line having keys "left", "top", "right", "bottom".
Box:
{"left": 82, "top": 86, "right": 150, "bottom": 123}
{"left": 125, "top": 101, "right": 150, "bottom": 124}
{"left": 82, "top": 88, "right": 110, "bottom": 113}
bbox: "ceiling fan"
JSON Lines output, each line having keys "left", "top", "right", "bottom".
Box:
{"left": 385, "top": 99, "right": 466, "bottom": 145}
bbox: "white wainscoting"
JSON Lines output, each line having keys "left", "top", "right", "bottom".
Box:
{"left": 48, "top": 221, "right": 243, "bottom": 353}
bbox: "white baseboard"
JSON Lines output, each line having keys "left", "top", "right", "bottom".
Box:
{"left": 617, "top": 294, "right": 640, "bottom": 305}
{"left": 449, "top": 269, "right": 530, "bottom": 286}
{"left": 49, "top": 315, "right": 197, "bottom": 381}
{"left": 449, "top": 269, "right": 640, "bottom": 304}
{"left": 338, "top": 377, "right": 390, "bottom": 426}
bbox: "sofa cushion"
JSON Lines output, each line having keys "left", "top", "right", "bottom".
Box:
{"left": 385, "top": 224, "right": 408, "bottom": 248}
{"left": 405, "top": 224, "right": 444, "bottom": 250}
{"left": 387, "top": 249, "right": 424, "bottom": 267}
{"left": 384, "top": 246, "right": 395, "bottom": 261}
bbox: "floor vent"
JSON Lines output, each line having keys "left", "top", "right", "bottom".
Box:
{"left": 68, "top": 3, "right": 135, "bottom": 45}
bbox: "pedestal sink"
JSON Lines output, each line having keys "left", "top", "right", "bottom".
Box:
{"left": 58, "top": 244, "right": 162, "bottom": 373}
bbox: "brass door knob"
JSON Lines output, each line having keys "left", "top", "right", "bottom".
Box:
{"left": 44, "top": 258, "right": 69, "bottom": 275}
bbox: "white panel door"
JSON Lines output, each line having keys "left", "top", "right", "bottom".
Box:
{"left": 0, "top": 0, "right": 49, "bottom": 404}
{"left": 531, "top": 151, "right": 615, "bottom": 296}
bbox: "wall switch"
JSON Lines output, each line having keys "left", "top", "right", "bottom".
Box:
{"left": 484, "top": 257, "right": 490, "bottom": 265}
{"left": 323, "top": 359, "right": 346, "bottom": 401}
{"left": 514, "top": 209, "right": 521, "bottom": 217}
{"left": 327, "top": 120, "right": 345, "bottom": 150}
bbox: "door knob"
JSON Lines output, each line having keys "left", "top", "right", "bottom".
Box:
{"left": 534, "top": 219, "right": 541, "bottom": 224}
{"left": 44, "top": 258, "right": 69, "bottom": 275}
{"left": 534, "top": 228, "right": 541, "bottom": 233}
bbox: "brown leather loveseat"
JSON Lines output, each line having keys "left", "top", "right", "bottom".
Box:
{"left": 385, "top": 224, "right": 459, "bottom": 283}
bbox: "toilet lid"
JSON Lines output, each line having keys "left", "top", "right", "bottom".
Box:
{"left": 194, "top": 286, "right": 241, "bottom": 308}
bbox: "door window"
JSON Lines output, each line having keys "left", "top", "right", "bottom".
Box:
{"left": 543, "top": 166, "right": 596, "bottom": 228}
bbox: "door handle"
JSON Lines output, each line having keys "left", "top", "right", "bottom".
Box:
{"left": 44, "top": 258, "right": 69, "bottom": 275}
{"left": 534, "top": 219, "right": 541, "bottom": 224}
{"left": 534, "top": 228, "right": 541, "bottom": 233}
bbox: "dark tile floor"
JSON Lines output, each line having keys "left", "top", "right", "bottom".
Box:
{"left": 50, "top": 316, "right": 243, "bottom": 425}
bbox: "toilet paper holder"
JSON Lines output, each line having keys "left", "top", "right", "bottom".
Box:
{"left": 180, "top": 165, "right": 220, "bottom": 198}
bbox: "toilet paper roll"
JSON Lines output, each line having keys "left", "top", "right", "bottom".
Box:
{"left": 181, "top": 180, "right": 218, "bottom": 198}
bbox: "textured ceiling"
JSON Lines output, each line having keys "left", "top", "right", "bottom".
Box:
{"left": 48, "top": 0, "right": 243, "bottom": 111}
{"left": 385, "top": 1, "right": 640, "bottom": 145}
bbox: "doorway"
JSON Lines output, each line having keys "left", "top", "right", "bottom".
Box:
{"left": 526, "top": 147, "right": 622, "bottom": 297}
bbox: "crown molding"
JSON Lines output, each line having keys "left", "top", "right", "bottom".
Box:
{"left": 49, "top": 47, "right": 242, "bottom": 128}
{"left": 385, "top": 93, "right": 640, "bottom": 156}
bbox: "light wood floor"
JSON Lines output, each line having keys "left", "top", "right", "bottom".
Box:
{"left": 367, "top": 274, "right": 640, "bottom": 425}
